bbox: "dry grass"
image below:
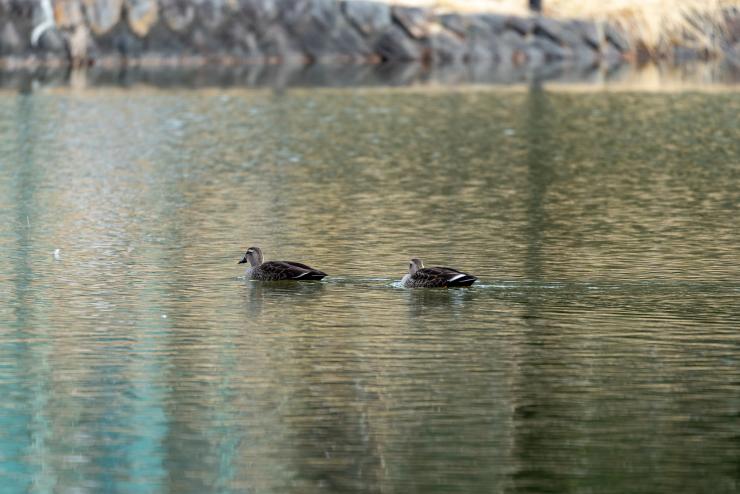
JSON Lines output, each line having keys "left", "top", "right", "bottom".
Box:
{"left": 387, "top": 0, "right": 739, "bottom": 55}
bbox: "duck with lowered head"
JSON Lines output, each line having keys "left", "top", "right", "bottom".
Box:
{"left": 401, "top": 258, "right": 477, "bottom": 288}
{"left": 238, "top": 246, "right": 327, "bottom": 281}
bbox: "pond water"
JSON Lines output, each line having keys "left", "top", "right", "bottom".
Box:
{"left": 0, "top": 85, "right": 739, "bottom": 493}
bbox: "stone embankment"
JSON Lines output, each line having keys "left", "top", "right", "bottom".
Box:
{"left": 0, "top": 0, "right": 634, "bottom": 70}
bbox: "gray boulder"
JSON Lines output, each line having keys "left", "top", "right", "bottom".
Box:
{"left": 392, "top": 6, "right": 432, "bottom": 39}
{"left": 375, "top": 24, "right": 423, "bottom": 61}
{"left": 342, "top": 0, "right": 391, "bottom": 36}
{"left": 431, "top": 28, "right": 466, "bottom": 63}
{"left": 84, "top": 0, "right": 124, "bottom": 36}
{"left": 161, "top": 0, "right": 195, "bottom": 33}
{"left": 0, "top": 21, "right": 23, "bottom": 55}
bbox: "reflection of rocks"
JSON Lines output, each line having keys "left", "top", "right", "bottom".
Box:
{"left": 4, "top": 57, "right": 740, "bottom": 91}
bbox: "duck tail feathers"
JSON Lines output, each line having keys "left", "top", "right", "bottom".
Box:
{"left": 447, "top": 274, "right": 477, "bottom": 287}
{"left": 293, "top": 269, "right": 327, "bottom": 281}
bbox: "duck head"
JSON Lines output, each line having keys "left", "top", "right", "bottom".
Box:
{"left": 238, "top": 246, "right": 263, "bottom": 267}
{"left": 409, "top": 258, "right": 424, "bottom": 274}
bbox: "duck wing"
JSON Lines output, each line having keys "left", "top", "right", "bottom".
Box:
{"left": 262, "top": 261, "right": 327, "bottom": 281}
{"left": 416, "top": 266, "right": 477, "bottom": 287}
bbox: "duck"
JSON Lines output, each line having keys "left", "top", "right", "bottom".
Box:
{"left": 401, "top": 258, "right": 477, "bottom": 288}
{"left": 238, "top": 246, "right": 327, "bottom": 281}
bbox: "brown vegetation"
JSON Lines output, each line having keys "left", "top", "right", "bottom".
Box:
{"left": 390, "top": 0, "right": 740, "bottom": 57}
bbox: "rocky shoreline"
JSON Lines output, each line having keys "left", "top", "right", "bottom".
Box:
{"left": 1, "top": 0, "right": 738, "bottom": 76}
{"left": 0, "top": 0, "right": 635, "bottom": 69}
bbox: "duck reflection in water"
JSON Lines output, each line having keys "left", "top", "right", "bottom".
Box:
{"left": 242, "top": 279, "right": 327, "bottom": 318}
{"left": 405, "top": 287, "right": 479, "bottom": 319}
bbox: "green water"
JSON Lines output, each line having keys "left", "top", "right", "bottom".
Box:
{"left": 0, "top": 87, "right": 739, "bottom": 493}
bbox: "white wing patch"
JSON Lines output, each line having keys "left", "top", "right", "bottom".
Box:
{"left": 449, "top": 273, "right": 467, "bottom": 282}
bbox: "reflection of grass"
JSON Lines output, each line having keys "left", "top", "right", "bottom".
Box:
{"left": 389, "top": 0, "right": 737, "bottom": 56}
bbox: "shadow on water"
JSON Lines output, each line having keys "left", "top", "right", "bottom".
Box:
{"left": 240, "top": 280, "right": 327, "bottom": 318}
{"left": 403, "top": 287, "right": 481, "bottom": 319}
{"left": 513, "top": 78, "right": 572, "bottom": 492}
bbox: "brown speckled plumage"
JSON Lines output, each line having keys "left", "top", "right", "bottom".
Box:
{"left": 402, "top": 258, "right": 477, "bottom": 288}
{"left": 239, "top": 247, "right": 327, "bottom": 281}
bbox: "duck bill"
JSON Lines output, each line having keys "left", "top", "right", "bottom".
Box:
{"left": 238, "top": 256, "right": 247, "bottom": 264}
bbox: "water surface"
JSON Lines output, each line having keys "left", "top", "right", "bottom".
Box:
{"left": 0, "top": 86, "right": 739, "bottom": 493}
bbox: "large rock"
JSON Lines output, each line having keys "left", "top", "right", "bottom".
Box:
{"left": 83, "top": 0, "right": 123, "bottom": 35}
{"left": 125, "top": 0, "right": 158, "bottom": 37}
{"left": 36, "top": 27, "right": 67, "bottom": 53}
{"left": 530, "top": 35, "right": 571, "bottom": 61}
{"left": 524, "top": 42, "right": 544, "bottom": 66}
{"left": 143, "top": 21, "right": 189, "bottom": 54}
{"left": 284, "top": 0, "right": 371, "bottom": 62}
{"left": 726, "top": 41, "right": 740, "bottom": 66}
{"left": 571, "top": 42, "right": 599, "bottom": 66}
{"left": 282, "top": 0, "right": 337, "bottom": 30}
{"left": 534, "top": 16, "right": 581, "bottom": 46}
{"left": 0, "top": 21, "right": 23, "bottom": 55}
{"left": 99, "top": 22, "right": 143, "bottom": 57}
{"left": 259, "top": 23, "right": 304, "bottom": 63}
{"left": 478, "top": 14, "right": 507, "bottom": 34}
{"left": 0, "top": 1, "right": 35, "bottom": 21}
{"left": 197, "top": 0, "right": 226, "bottom": 33}
{"left": 224, "top": 22, "right": 261, "bottom": 58}
{"left": 439, "top": 13, "right": 466, "bottom": 37}
{"left": 67, "top": 24, "right": 91, "bottom": 61}
{"left": 724, "top": 8, "right": 740, "bottom": 43}
{"left": 236, "top": 0, "right": 279, "bottom": 32}
{"left": 605, "top": 23, "right": 630, "bottom": 52}
{"left": 567, "top": 19, "right": 600, "bottom": 49}
{"left": 342, "top": 0, "right": 391, "bottom": 36}
{"left": 375, "top": 24, "right": 423, "bottom": 61}
{"left": 498, "top": 29, "right": 527, "bottom": 65}
{"left": 161, "top": 0, "right": 195, "bottom": 33}
{"left": 392, "top": 6, "right": 432, "bottom": 39}
{"left": 53, "top": 0, "right": 85, "bottom": 28}
{"left": 603, "top": 42, "right": 623, "bottom": 66}
{"left": 430, "top": 27, "right": 466, "bottom": 63}
{"left": 505, "top": 16, "right": 534, "bottom": 36}
{"left": 466, "top": 17, "right": 496, "bottom": 62}
{"left": 673, "top": 45, "right": 703, "bottom": 62}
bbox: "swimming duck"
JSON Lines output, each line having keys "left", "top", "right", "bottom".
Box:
{"left": 238, "top": 246, "right": 327, "bottom": 281}
{"left": 401, "top": 258, "right": 477, "bottom": 288}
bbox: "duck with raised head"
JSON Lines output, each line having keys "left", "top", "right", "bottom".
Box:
{"left": 238, "top": 246, "right": 327, "bottom": 281}
{"left": 401, "top": 258, "right": 477, "bottom": 288}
